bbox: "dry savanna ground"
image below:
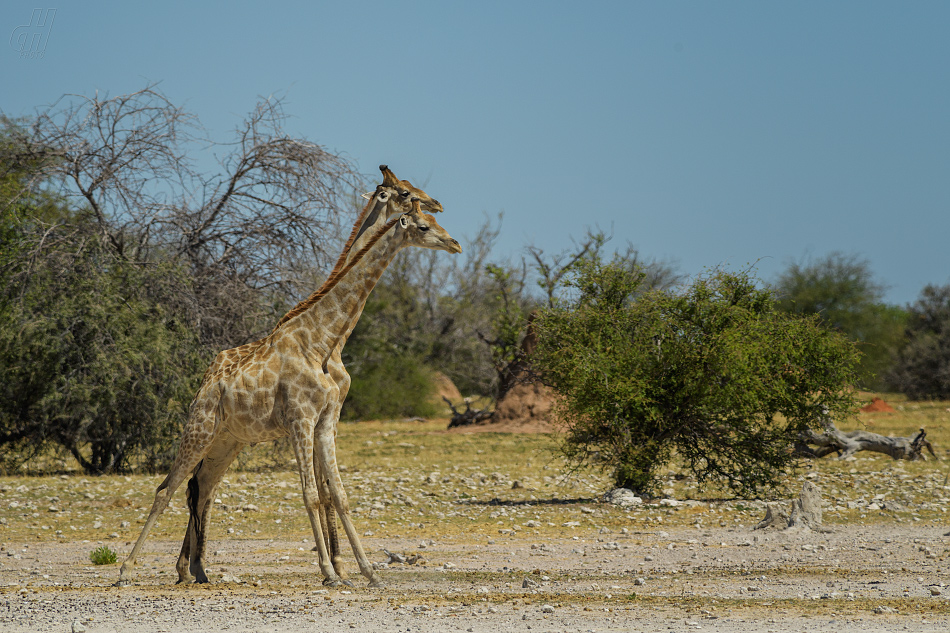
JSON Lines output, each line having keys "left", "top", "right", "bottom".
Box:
{"left": 1, "top": 393, "right": 949, "bottom": 632}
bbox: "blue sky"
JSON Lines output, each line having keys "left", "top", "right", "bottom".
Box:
{"left": 4, "top": 1, "right": 948, "bottom": 305}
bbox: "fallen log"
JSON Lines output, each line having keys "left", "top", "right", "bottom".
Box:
{"left": 797, "top": 420, "right": 937, "bottom": 461}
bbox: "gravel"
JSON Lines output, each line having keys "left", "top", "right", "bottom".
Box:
{"left": 1, "top": 522, "right": 948, "bottom": 632}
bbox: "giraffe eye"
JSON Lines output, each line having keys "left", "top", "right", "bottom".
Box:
{"left": 401, "top": 190, "right": 410, "bottom": 197}
{"left": 419, "top": 225, "right": 430, "bottom": 232}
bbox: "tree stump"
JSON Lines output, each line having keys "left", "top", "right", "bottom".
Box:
{"left": 755, "top": 502, "right": 790, "bottom": 530}
{"left": 755, "top": 482, "right": 828, "bottom": 532}
{"left": 787, "top": 481, "right": 823, "bottom": 531}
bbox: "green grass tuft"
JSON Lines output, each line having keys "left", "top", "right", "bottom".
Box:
{"left": 89, "top": 545, "right": 118, "bottom": 565}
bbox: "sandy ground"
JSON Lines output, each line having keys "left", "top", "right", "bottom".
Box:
{"left": 2, "top": 521, "right": 948, "bottom": 632}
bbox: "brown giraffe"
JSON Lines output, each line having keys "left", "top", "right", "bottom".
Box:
{"left": 117, "top": 198, "right": 461, "bottom": 588}
{"left": 174, "top": 165, "right": 443, "bottom": 584}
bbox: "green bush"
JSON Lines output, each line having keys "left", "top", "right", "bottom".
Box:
{"left": 0, "top": 222, "right": 209, "bottom": 474}
{"left": 342, "top": 353, "right": 438, "bottom": 421}
{"left": 888, "top": 284, "right": 950, "bottom": 400}
{"left": 532, "top": 260, "right": 859, "bottom": 498}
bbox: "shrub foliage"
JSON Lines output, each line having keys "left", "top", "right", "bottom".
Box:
{"left": 887, "top": 284, "right": 950, "bottom": 400}
{"left": 532, "top": 260, "right": 859, "bottom": 497}
{"left": 772, "top": 252, "right": 907, "bottom": 391}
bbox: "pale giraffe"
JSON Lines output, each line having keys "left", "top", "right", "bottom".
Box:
{"left": 117, "top": 199, "right": 461, "bottom": 588}
{"left": 174, "top": 165, "right": 443, "bottom": 584}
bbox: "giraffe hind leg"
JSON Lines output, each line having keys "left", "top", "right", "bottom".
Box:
{"left": 116, "top": 422, "right": 216, "bottom": 586}
{"left": 175, "top": 469, "right": 202, "bottom": 583}
{"left": 176, "top": 438, "right": 244, "bottom": 584}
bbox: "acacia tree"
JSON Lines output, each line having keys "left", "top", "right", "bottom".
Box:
{"left": 0, "top": 88, "right": 361, "bottom": 473}
{"left": 479, "top": 229, "right": 682, "bottom": 402}
{"left": 888, "top": 283, "right": 950, "bottom": 400}
{"left": 532, "top": 260, "right": 859, "bottom": 497}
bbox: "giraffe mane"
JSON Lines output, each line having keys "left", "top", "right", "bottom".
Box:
{"left": 274, "top": 192, "right": 382, "bottom": 327}
{"left": 329, "top": 192, "right": 383, "bottom": 286}
{"left": 270, "top": 216, "right": 401, "bottom": 332}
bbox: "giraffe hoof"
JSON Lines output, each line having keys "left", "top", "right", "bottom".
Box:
{"left": 368, "top": 577, "right": 386, "bottom": 589}
{"left": 342, "top": 579, "right": 355, "bottom": 588}
{"left": 114, "top": 579, "right": 132, "bottom": 587}
{"left": 322, "top": 577, "right": 343, "bottom": 587}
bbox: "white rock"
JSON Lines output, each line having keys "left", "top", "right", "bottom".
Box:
{"left": 604, "top": 488, "right": 643, "bottom": 507}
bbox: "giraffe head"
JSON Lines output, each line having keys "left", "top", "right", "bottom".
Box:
{"left": 396, "top": 198, "right": 462, "bottom": 254}
{"left": 354, "top": 165, "right": 443, "bottom": 243}
{"left": 370, "top": 164, "right": 443, "bottom": 214}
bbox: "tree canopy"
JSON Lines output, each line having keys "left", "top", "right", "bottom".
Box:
{"left": 532, "top": 260, "right": 860, "bottom": 497}
{"left": 772, "top": 252, "right": 906, "bottom": 391}
{"left": 887, "top": 283, "right": 950, "bottom": 400}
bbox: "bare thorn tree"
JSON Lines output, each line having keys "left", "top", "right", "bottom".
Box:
{"left": 13, "top": 85, "right": 362, "bottom": 347}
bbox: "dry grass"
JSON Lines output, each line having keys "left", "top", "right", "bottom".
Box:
{"left": 0, "top": 393, "right": 948, "bottom": 544}
{"left": 1, "top": 396, "right": 949, "bottom": 629}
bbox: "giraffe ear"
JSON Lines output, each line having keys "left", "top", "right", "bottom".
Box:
{"left": 399, "top": 215, "right": 409, "bottom": 229}
{"left": 360, "top": 191, "right": 374, "bottom": 200}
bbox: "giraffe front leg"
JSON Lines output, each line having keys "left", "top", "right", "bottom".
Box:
{"left": 316, "top": 365, "right": 350, "bottom": 583}
{"left": 291, "top": 421, "right": 343, "bottom": 587}
{"left": 316, "top": 425, "right": 384, "bottom": 588}
{"left": 316, "top": 449, "right": 349, "bottom": 584}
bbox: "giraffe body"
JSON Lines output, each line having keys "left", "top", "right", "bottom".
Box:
{"left": 174, "top": 166, "right": 444, "bottom": 585}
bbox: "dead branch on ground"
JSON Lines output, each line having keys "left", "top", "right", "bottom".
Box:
{"left": 796, "top": 420, "right": 937, "bottom": 461}
{"left": 444, "top": 397, "right": 492, "bottom": 429}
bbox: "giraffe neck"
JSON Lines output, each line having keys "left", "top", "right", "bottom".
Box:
{"left": 273, "top": 221, "right": 404, "bottom": 358}
{"left": 273, "top": 196, "right": 390, "bottom": 332}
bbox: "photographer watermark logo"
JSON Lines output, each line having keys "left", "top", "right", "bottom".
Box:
{"left": 10, "top": 8, "right": 56, "bottom": 59}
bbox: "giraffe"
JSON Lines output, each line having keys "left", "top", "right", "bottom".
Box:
{"left": 117, "top": 199, "right": 461, "bottom": 588}
{"left": 173, "top": 165, "right": 443, "bottom": 584}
